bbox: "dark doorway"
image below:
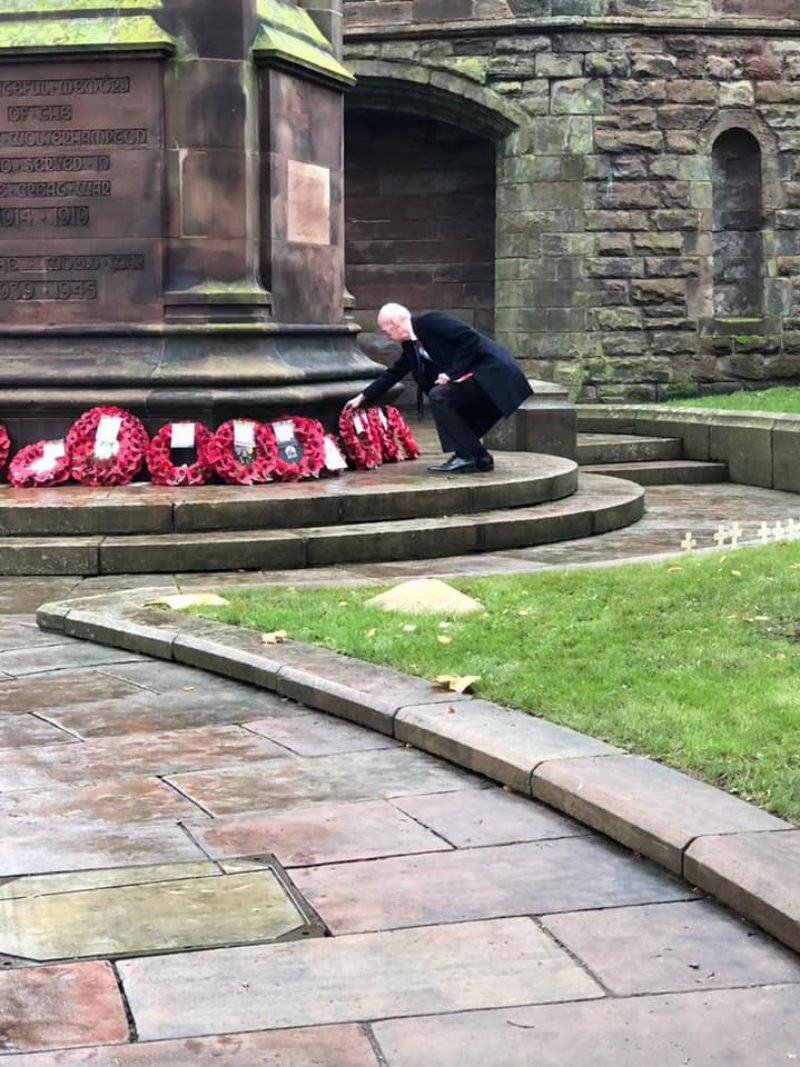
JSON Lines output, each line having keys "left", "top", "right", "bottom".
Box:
{"left": 712, "top": 128, "right": 764, "bottom": 318}
{"left": 345, "top": 109, "right": 496, "bottom": 373}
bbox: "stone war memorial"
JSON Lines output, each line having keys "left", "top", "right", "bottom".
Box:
{"left": 343, "top": 0, "right": 800, "bottom": 401}
{"left": 0, "top": 0, "right": 383, "bottom": 446}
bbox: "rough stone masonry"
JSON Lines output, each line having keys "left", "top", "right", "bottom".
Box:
{"left": 342, "top": 0, "right": 800, "bottom": 400}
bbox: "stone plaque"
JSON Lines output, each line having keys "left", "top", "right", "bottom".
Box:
{"left": 286, "top": 159, "right": 330, "bottom": 246}
{"left": 0, "top": 59, "right": 164, "bottom": 326}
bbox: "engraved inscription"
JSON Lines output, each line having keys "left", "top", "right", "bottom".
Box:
{"left": 0, "top": 77, "right": 131, "bottom": 98}
{"left": 0, "top": 59, "right": 163, "bottom": 325}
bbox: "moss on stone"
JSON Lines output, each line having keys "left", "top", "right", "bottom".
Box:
{"left": 0, "top": 15, "right": 174, "bottom": 51}
{"left": 0, "top": 0, "right": 159, "bottom": 10}
{"left": 254, "top": 25, "right": 354, "bottom": 84}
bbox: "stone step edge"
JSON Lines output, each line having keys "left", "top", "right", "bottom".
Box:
{"left": 35, "top": 589, "right": 798, "bottom": 956}
{"left": 0, "top": 475, "right": 645, "bottom": 577}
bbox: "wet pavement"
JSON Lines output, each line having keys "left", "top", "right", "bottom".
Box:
{"left": 1, "top": 472, "right": 800, "bottom": 1062}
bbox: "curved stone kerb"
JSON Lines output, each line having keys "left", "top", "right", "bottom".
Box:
{"left": 346, "top": 57, "right": 524, "bottom": 141}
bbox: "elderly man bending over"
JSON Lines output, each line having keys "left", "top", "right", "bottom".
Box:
{"left": 346, "top": 303, "right": 533, "bottom": 474}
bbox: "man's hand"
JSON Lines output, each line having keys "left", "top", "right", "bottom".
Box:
{"left": 344, "top": 393, "right": 365, "bottom": 411}
{"left": 435, "top": 373, "right": 451, "bottom": 386}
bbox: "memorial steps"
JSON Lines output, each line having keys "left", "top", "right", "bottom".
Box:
{"left": 0, "top": 454, "right": 643, "bottom": 576}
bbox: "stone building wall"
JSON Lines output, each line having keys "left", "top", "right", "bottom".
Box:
{"left": 342, "top": 0, "right": 800, "bottom": 399}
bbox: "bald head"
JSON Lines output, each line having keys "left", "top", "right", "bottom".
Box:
{"left": 377, "top": 302, "right": 413, "bottom": 343}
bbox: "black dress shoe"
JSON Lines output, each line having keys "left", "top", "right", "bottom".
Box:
{"left": 428, "top": 455, "right": 477, "bottom": 474}
{"left": 475, "top": 453, "right": 494, "bottom": 472}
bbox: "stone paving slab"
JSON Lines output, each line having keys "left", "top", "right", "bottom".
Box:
{"left": 395, "top": 699, "right": 621, "bottom": 795}
{"left": 167, "top": 747, "right": 483, "bottom": 817}
{"left": 118, "top": 917, "right": 603, "bottom": 1042}
{"left": 685, "top": 829, "right": 800, "bottom": 954}
{"left": 371, "top": 985, "right": 800, "bottom": 1067}
{"left": 0, "top": 576, "right": 79, "bottom": 614}
{"left": 0, "top": 725, "right": 286, "bottom": 791}
{"left": 39, "top": 687, "right": 294, "bottom": 739}
{"left": 290, "top": 837, "right": 695, "bottom": 935}
{"left": 0, "top": 961, "right": 128, "bottom": 1054}
{"left": 0, "top": 817, "right": 206, "bottom": 878}
{"left": 184, "top": 798, "right": 453, "bottom": 867}
{"left": 532, "top": 754, "right": 789, "bottom": 874}
{"left": 0, "top": 776, "right": 207, "bottom": 824}
{"left": 0, "top": 642, "right": 144, "bottom": 678}
{"left": 541, "top": 899, "right": 800, "bottom": 996}
{"left": 0, "top": 861, "right": 316, "bottom": 962}
{"left": 0, "top": 670, "right": 145, "bottom": 713}
{"left": 391, "top": 787, "right": 589, "bottom": 847}
{"left": 0, "top": 714, "right": 77, "bottom": 749}
{"left": 3, "top": 1025, "right": 381, "bottom": 1066}
{"left": 243, "top": 711, "right": 396, "bottom": 755}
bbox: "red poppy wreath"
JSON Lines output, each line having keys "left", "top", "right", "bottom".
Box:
{"left": 338, "top": 406, "right": 382, "bottom": 470}
{"left": 0, "top": 423, "right": 10, "bottom": 475}
{"left": 9, "top": 439, "right": 71, "bottom": 488}
{"left": 67, "top": 405, "right": 149, "bottom": 487}
{"left": 268, "top": 415, "right": 326, "bottom": 482}
{"left": 146, "top": 421, "right": 214, "bottom": 487}
{"left": 206, "top": 419, "right": 277, "bottom": 485}
{"left": 385, "top": 405, "right": 421, "bottom": 460}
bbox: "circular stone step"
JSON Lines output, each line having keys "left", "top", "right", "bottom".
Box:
{"left": 0, "top": 475, "right": 644, "bottom": 576}
{"left": 0, "top": 453, "right": 576, "bottom": 538}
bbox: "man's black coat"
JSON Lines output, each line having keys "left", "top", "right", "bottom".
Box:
{"left": 362, "top": 312, "right": 533, "bottom": 421}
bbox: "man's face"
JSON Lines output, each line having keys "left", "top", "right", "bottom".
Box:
{"left": 378, "top": 314, "right": 411, "bottom": 343}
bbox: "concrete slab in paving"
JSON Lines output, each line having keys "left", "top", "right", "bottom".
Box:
{"left": 40, "top": 687, "right": 294, "bottom": 739}
{"left": 532, "top": 755, "right": 789, "bottom": 874}
{"left": 0, "top": 859, "right": 317, "bottom": 962}
{"left": 99, "top": 658, "right": 257, "bottom": 693}
{"left": 0, "top": 776, "right": 207, "bottom": 824}
{"left": 371, "top": 985, "right": 800, "bottom": 1067}
{"left": 243, "top": 712, "right": 397, "bottom": 756}
{"left": 290, "top": 837, "right": 695, "bottom": 935}
{"left": 185, "top": 799, "right": 453, "bottom": 867}
{"left": 0, "top": 714, "right": 76, "bottom": 749}
{"left": 0, "top": 817, "right": 206, "bottom": 878}
{"left": 685, "top": 829, "right": 800, "bottom": 953}
{"left": 396, "top": 699, "right": 621, "bottom": 794}
{"left": 118, "top": 917, "right": 603, "bottom": 1042}
{"left": 0, "top": 619, "right": 75, "bottom": 651}
{"left": 0, "top": 642, "right": 144, "bottom": 677}
{"left": 0, "top": 724, "right": 286, "bottom": 791}
{"left": 391, "top": 788, "right": 590, "bottom": 847}
{"left": 542, "top": 899, "right": 800, "bottom": 996}
{"left": 167, "top": 747, "right": 483, "bottom": 817}
{"left": 0, "top": 670, "right": 145, "bottom": 713}
{"left": 0, "top": 577, "right": 79, "bottom": 615}
{"left": 3, "top": 1025, "right": 382, "bottom": 1066}
{"left": 0, "top": 961, "right": 128, "bottom": 1054}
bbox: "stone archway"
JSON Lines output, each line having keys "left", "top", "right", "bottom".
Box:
{"left": 343, "top": 61, "right": 523, "bottom": 376}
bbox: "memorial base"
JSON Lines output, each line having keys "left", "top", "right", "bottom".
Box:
{"left": 0, "top": 326, "right": 382, "bottom": 446}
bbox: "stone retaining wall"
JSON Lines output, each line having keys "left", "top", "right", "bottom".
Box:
{"left": 576, "top": 404, "right": 800, "bottom": 492}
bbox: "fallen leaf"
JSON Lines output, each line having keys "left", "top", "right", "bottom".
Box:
{"left": 438, "top": 621, "right": 451, "bottom": 630}
{"left": 437, "top": 634, "right": 452, "bottom": 645}
{"left": 261, "top": 630, "right": 289, "bottom": 645}
{"left": 667, "top": 566, "right": 682, "bottom": 573}
{"left": 365, "top": 627, "right": 377, "bottom": 638}
{"left": 402, "top": 624, "right": 417, "bottom": 633}
{"left": 731, "top": 570, "right": 742, "bottom": 577}
{"left": 447, "top": 706, "right": 457, "bottom": 715}
{"left": 145, "top": 593, "right": 229, "bottom": 610}
{"left": 338, "top": 600, "right": 349, "bottom": 607}
{"left": 182, "top": 686, "right": 195, "bottom": 692}
{"left": 432, "top": 673, "right": 481, "bottom": 694}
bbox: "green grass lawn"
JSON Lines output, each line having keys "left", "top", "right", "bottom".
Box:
{"left": 665, "top": 387, "right": 800, "bottom": 413}
{"left": 195, "top": 542, "right": 800, "bottom": 823}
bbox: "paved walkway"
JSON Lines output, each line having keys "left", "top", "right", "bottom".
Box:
{"left": 2, "top": 477, "right": 800, "bottom": 1063}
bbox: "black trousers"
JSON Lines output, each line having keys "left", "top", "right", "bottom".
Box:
{"left": 427, "top": 378, "right": 502, "bottom": 458}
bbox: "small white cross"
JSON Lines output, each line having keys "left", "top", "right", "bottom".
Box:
{"left": 773, "top": 520, "right": 787, "bottom": 542}
{"left": 758, "top": 522, "right": 772, "bottom": 544}
{"left": 680, "top": 531, "right": 696, "bottom": 554}
{"left": 713, "top": 525, "right": 729, "bottom": 551}
{"left": 729, "top": 522, "right": 742, "bottom": 549}
{"left": 786, "top": 518, "right": 800, "bottom": 539}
